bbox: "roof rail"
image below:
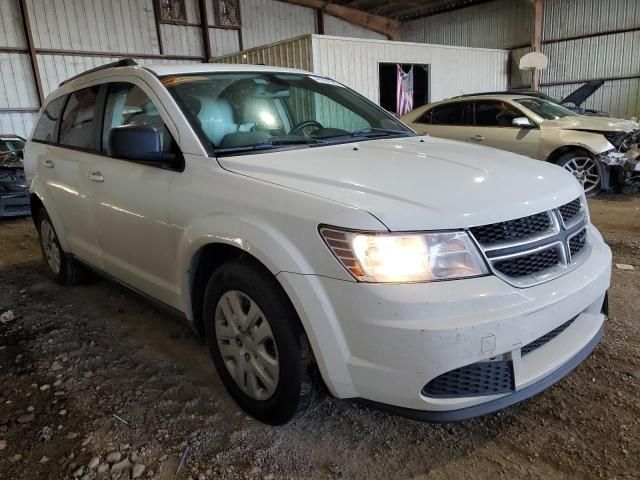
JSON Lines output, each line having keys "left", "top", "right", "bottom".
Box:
{"left": 59, "top": 59, "right": 138, "bottom": 87}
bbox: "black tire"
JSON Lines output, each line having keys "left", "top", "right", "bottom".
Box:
{"left": 203, "top": 258, "right": 322, "bottom": 425}
{"left": 35, "top": 208, "right": 90, "bottom": 285}
{"left": 555, "top": 151, "right": 603, "bottom": 197}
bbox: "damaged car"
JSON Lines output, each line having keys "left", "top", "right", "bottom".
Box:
{"left": 0, "top": 134, "right": 30, "bottom": 217}
{"left": 453, "top": 80, "right": 609, "bottom": 117}
{"left": 402, "top": 94, "right": 640, "bottom": 195}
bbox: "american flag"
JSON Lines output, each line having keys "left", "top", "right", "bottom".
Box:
{"left": 396, "top": 65, "right": 414, "bottom": 116}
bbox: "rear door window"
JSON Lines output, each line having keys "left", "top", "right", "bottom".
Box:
{"left": 32, "top": 96, "right": 66, "bottom": 143}
{"left": 430, "top": 102, "right": 469, "bottom": 125}
{"left": 59, "top": 85, "right": 101, "bottom": 150}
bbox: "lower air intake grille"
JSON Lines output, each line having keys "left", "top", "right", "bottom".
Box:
{"left": 422, "top": 360, "right": 514, "bottom": 398}
{"left": 522, "top": 317, "right": 576, "bottom": 356}
{"left": 494, "top": 248, "right": 561, "bottom": 278}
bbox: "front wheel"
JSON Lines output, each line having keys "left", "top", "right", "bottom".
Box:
{"left": 36, "top": 209, "right": 90, "bottom": 285}
{"left": 556, "top": 152, "right": 603, "bottom": 196}
{"left": 203, "top": 258, "right": 322, "bottom": 425}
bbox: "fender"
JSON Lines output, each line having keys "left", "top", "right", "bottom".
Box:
{"left": 177, "top": 213, "right": 358, "bottom": 397}
{"left": 542, "top": 130, "right": 613, "bottom": 161}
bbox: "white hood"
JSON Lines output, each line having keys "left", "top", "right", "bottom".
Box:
{"left": 219, "top": 136, "right": 583, "bottom": 231}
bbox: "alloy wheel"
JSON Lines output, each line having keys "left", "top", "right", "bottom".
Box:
{"left": 40, "top": 218, "right": 61, "bottom": 274}
{"left": 562, "top": 156, "right": 601, "bottom": 194}
{"left": 214, "top": 290, "right": 279, "bottom": 401}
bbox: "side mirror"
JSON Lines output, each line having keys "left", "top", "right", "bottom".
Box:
{"left": 512, "top": 117, "right": 535, "bottom": 128}
{"left": 108, "top": 124, "right": 166, "bottom": 161}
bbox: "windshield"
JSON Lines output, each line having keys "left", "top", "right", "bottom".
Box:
{"left": 163, "top": 72, "right": 413, "bottom": 154}
{"left": 514, "top": 98, "right": 578, "bottom": 120}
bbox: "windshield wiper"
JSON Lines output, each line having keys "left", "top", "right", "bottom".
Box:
{"left": 350, "top": 127, "right": 413, "bottom": 138}
{"left": 215, "top": 138, "right": 326, "bottom": 155}
{"left": 253, "top": 138, "right": 327, "bottom": 149}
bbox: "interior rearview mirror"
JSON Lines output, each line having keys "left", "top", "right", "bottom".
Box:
{"left": 108, "top": 124, "right": 166, "bottom": 161}
{"left": 512, "top": 117, "right": 535, "bottom": 128}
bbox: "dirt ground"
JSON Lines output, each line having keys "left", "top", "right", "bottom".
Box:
{"left": 0, "top": 196, "right": 638, "bottom": 480}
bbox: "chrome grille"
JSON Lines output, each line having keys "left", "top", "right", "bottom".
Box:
{"left": 559, "top": 198, "right": 582, "bottom": 224}
{"left": 494, "top": 247, "right": 561, "bottom": 278}
{"left": 470, "top": 212, "right": 552, "bottom": 245}
{"left": 569, "top": 229, "right": 587, "bottom": 256}
{"left": 470, "top": 197, "right": 589, "bottom": 287}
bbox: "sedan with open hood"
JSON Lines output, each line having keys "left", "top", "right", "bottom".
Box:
{"left": 403, "top": 93, "right": 639, "bottom": 196}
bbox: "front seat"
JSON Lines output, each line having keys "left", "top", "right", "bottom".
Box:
{"left": 240, "top": 98, "right": 283, "bottom": 132}
{"left": 197, "top": 98, "right": 237, "bottom": 147}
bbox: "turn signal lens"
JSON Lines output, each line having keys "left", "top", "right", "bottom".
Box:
{"left": 320, "top": 228, "right": 488, "bottom": 283}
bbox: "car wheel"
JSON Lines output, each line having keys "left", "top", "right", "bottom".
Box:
{"left": 556, "top": 151, "right": 602, "bottom": 196}
{"left": 36, "top": 209, "right": 89, "bottom": 285}
{"left": 203, "top": 258, "right": 322, "bottom": 425}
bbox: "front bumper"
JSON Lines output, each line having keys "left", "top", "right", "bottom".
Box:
{"left": 278, "top": 226, "right": 611, "bottom": 418}
{"left": 360, "top": 320, "right": 603, "bottom": 421}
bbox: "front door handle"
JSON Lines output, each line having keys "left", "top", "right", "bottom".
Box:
{"left": 469, "top": 135, "right": 485, "bottom": 142}
{"left": 88, "top": 171, "right": 104, "bottom": 183}
{"left": 43, "top": 159, "right": 54, "bottom": 168}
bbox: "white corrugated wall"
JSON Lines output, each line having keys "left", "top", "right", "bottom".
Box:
{"left": 210, "top": 29, "right": 241, "bottom": 58}
{"left": 323, "top": 15, "right": 386, "bottom": 40}
{"left": 539, "top": 0, "right": 640, "bottom": 119}
{"left": 401, "top": 0, "right": 532, "bottom": 49}
{"left": 161, "top": 0, "right": 203, "bottom": 56}
{"left": 0, "top": 0, "right": 228, "bottom": 136}
{"left": 239, "top": 0, "right": 316, "bottom": 49}
{"left": 0, "top": 0, "right": 36, "bottom": 137}
{"left": 214, "top": 35, "right": 313, "bottom": 71}
{"left": 215, "top": 35, "right": 508, "bottom": 104}
{"left": 0, "top": 0, "right": 25, "bottom": 48}
{"left": 26, "top": 0, "right": 160, "bottom": 53}
{"left": 400, "top": 0, "right": 640, "bottom": 119}
{"left": 311, "top": 36, "right": 508, "bottom": 104}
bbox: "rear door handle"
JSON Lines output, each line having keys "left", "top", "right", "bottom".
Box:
{"left": 469, "top": 135, "right": 485, "bottom": 142}
{"left": 43, "top": 159, "right": 54, "bottom": 168}
{"left": 88, "top": 171, "right": 104, "bottom": 183}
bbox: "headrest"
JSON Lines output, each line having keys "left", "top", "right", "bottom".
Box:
{"left": 241, "top": 98, "right": 282, "bottom": 130}
{"left": 197, "top": 98, "right": 237, "bottom": 146}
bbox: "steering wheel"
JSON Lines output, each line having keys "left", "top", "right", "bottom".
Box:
{"left": 290, "top": 120, "right": 324, "bottom": 135}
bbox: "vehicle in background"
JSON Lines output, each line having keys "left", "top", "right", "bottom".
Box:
{"left": 402, "top": 94, "right": 640, "bottom": 196}
{"left": 453, "top": 80, "right": 609, "bottom": 117}
{"left": 0, "top": 134, "right": 29, "bottom": 217}
{"left": 24, "top": 61, "right": 610, "bottom": 425}
{"left": 0, "top": 134, "right": 26, "bottom": 161}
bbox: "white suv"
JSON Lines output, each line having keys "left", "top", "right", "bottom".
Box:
{"left": 24, "top": 61, "right": 611, "bottom": 425}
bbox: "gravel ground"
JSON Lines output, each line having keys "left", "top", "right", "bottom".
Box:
{"left": 0, "top": 196, "right": 638, "bottom": 480}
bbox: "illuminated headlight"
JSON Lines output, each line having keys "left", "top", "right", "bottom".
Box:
{"left": 320, "top": 227, "right": 488, "bottom": 283}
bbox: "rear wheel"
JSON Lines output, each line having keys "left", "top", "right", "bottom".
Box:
{"left": 36, "top": 209, "right": 89, "bottom": 285}
{"left": 203, "top": 258, "right": 322, "bottom": 425}
{"left": 556, "top": 151, "right": 602, "bottom": 196}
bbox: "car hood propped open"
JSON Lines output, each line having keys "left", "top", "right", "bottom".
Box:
{"left": 561, "top": 80, "right": 605, "bottom": 107}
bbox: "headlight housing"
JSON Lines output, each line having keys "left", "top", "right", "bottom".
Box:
{"left": 320, "top": 227, "right": 488, "bottom": 283}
